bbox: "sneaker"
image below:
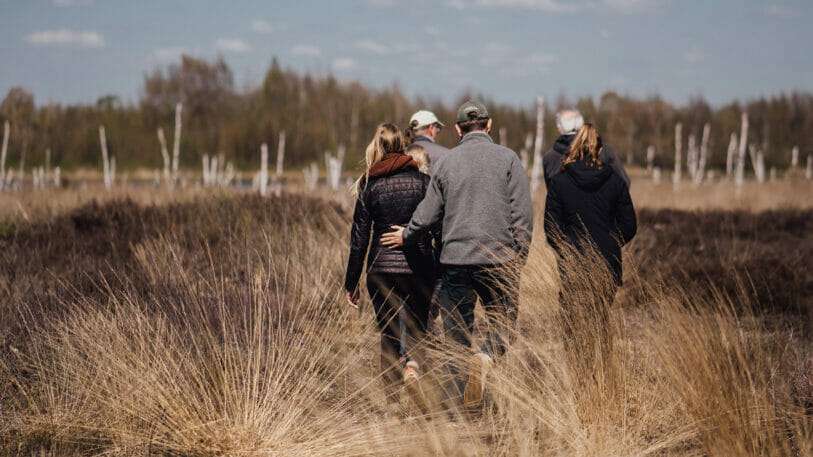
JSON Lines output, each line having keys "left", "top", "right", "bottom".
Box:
{"left": 403, "top": 361, "right": 429, "bottom": 415}
{"left": 463, "top": 352, "right": 492, "bottom": 409}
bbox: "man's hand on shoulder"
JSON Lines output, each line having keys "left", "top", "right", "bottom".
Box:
{"left": 380, "top": 225, "right": 404, "bottom": 248}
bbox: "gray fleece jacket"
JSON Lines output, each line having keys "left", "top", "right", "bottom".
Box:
{"left": 402, "top": 131, "right": 533, "bottom": 266}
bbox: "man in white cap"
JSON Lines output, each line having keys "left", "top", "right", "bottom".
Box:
{"left": 408, "top": 110, "right": 449, "bottom": 173}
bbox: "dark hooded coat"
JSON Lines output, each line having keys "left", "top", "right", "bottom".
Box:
{"left": 543, "top": 157, "right": 636, "bottom": 285}
{"left": 543, "top": 134, "right": 630, "bottom": 189}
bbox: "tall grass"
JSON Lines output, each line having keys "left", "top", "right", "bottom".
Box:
{"left": 1, "top": 189, "right": 810, "bottom": 456}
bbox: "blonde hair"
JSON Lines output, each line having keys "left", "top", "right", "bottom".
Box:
{"left": 405, "top": 144, "right": 430, "bottom": 174}
{"left": 562, "top": 123, "right": 603, "bottom": 170}
{"left": 353, "top": 123, "right": 405, "bottom": 196}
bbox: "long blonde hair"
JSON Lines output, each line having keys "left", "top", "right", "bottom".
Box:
{"left": 562, "top": 123, "right": 603, "bottom": 170}
{"left": 405, "top": 144, "right": 430, "bottom": 174}
{"left": 353, "top": 123, "right": 405, "bottom": 195}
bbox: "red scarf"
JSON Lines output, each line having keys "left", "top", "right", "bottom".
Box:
{"left": 367, "top": 153, "right": 418, "bottom": 179}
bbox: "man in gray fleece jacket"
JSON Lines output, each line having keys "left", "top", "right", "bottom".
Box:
{"left": 382, "top": 100, "right": 533, "bottom": 410}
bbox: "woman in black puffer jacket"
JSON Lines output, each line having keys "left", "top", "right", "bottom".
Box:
{"left": 344, "top": 123, "right": 437, "bottom": 412}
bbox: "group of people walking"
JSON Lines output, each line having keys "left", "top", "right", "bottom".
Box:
{"left": 343, "top": 100, "right": 637, "bottom": 418}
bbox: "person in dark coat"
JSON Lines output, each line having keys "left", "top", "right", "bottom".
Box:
{"left": 543, "top": 123, "right": 636, "bottom": 383}
{"left": 543, "top": 109, "right": 630, "bottom": 189}
{"left": 344, "top": 123, "right": 437, "bottom": 415}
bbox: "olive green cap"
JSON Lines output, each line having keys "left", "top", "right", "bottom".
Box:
{"left": 456, "top": 100, "right": 489, "bottom": 123}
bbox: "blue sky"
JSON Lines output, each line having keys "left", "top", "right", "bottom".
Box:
{"left": 1, "top": 0, "right": 811, "bottom": 108}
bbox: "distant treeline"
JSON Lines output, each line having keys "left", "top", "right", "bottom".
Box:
{"left": 1, "top": 55, "right": 812, "bottom": 173}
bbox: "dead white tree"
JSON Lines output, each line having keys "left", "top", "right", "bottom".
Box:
{"left": 686, "top": 134, "right": 698, "bottom": 181}
{"left": 276, "top": 131, "right": 286, "bottom": 178}
{"left": 157, "top": 128, "right": 171, "bottom": 186}
{"left": 520, "top": 132, "right": 533, "bottom": 171}
{"left": 791, "top": 146, "right": 799, "bottom": 167}
{"left": 222, "top": 161, "right": 235, "bottom": 187}
{"left": 646, "top": 145, "right": 655, "bottom": 171}
{"left": 756, "top": 148, "right": 766, "bottom": 183}
{"left": 110, "top": 156, "right": 116, "bottom": 189}
{"left": 735, "top": 112, "right": 749, "bottom": 196}
{"left": 0, "top": 120, "right": 8, "bottom": 191}
{"left": 673, "top": 122, "right": 682, "bottom": 193}
{"left": 499, "top": 127, "right": 507, "bottom": 147}
{"left": 260, "top": 143, "right": 269, "bottom": 196}
{"left": 99, "top": 125, "right": 112, "bottom": 190}
{"left": 531, "top": 96, "right": 544, "bottom": 192}
{"left": 53, "top": 166, "right": 60, "bottom": 187}
{"left": 303, "top": 162, "right": 319, "bottom": 191}
{"left": 725, "top": 132, "right": 738, "bottom": 178}
{"left": 171, "top": 102, "right": 182, "bottom": 186}
{"left": 694, "top": 123, "right": 710, "bottom": 187}
{"left": 202, "top": 154, "right": 210, "bottom": 186}
{"left": 326, "top": 145, "right": 345, "bottom": 190}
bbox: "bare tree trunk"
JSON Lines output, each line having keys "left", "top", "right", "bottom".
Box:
{"left": 520, "top": 132, "right": 533, "bottom": 171}
{"left": 499, "top": 127, "right": 507, "bottom": 147}
{"left": 726, "top": 132, "right": 737, "bottom": 178}
{"left": 791, "top": 146, "right": 799, "bottom": 167}
{"left": 54, "top": 166, "right": 60, "bottom": 187}
{"left": 171, "top": 102, "right": 183, "bottom": 187}
{"left": 260, "top": 143, "right": 268, "bottom": 196}
{"left": 807, "top": 155, "right": 812, "bottom": 180}
{"left": 99, "top": 125, "right": 111, "bottom": 190}
{"left": 687, "top": 134, "right": 697, "bottom": 181}
{"left": 157, "top": 127, "right": 171, "bottom": 186}
{"left": 646, "top": 145, "right": 655, "bottom": 172}
{"left": 304, "top": 162, "right": 319, "bottom": 191}
{"left": 202, "top": 154, "right": 210, "bottom": 186}
{"left": 0, "top": 121, "right": 8, "bottom": 191}
{"left": 754, "top": 148, "right": 765, "bottom": 183}
{"left": 673, "top": 122, "right": 682, "bottom": 193}
{"left": 531, "top": 96, "right": 544, "bottom": 192}
{"left": 653, "top": 166, "right": 661, "bottom": 185}
{"left": 735, "top": 112, "right": 748, "bottom": 196}
{"left": 694, "top": 123, "right": 710, "bottom": 186}
{"left": 276, "top": 131, "right": 286, "bottom": 178}
{"left": 110, "top": 156, "right": 116, "bottom": 189}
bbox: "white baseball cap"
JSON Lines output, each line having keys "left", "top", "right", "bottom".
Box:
{"left": 409, "top": 110, "right": 444, "bottom": 129}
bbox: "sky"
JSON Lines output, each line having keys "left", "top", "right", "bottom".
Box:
{"left": 1, "top": 0, "right": 811, "bottom": 109}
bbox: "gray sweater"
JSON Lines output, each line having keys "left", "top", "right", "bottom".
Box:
{"left": 402, "top": 131, "right": 533, "bottom": 266}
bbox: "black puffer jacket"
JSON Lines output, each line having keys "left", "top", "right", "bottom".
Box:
{"left": 344, "top": 154, "right": 437, "bottom": 293}
{"left": 543, "top": 158, "right": 636, "bottom": 285}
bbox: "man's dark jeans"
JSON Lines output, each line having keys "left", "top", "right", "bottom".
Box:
{"left": 437, "top": 263, "right": 519, "bottom": 400}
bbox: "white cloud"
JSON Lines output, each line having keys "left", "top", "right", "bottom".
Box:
{"left": 24, "top": 29, "right": 105, "bottom": 48}
{"left": 53, "top": 0, "right": 94, "bottom": 6}
{"left": 290, "top": 44, "right": 321, "bottom": 56}
{"left": 214, "top": 38, "right": 250, "bottom": 53}
{"left": 684, "top": 49, "right": 704, "bottom": 64}
{"left": 764, "top": 4, "right": 794, "bottom": 17}
{"left": 367, "top": 0, "right": 396, "bottom": 6}
{"left": 473, "top": 0, "right": 584, "bottom": 13}
{"left": 601, "top": 0, "right": 665, "bottom": 13}
{"left": 355, "top": 40, "right": 389, "bottom": 55}
{"left": 448, "top": 0, "right": 664, "bottom": 13}
{"left": 332, "top": 58, "right": 356, "bottom": 71}
{"left": 152, "top": 46, "right": 188, "bottom": 61}
{"left": 251, "top": 19, "right": 273, "bottom": 34}
{"left": 424, "top": 25, "right": 441, "bottom": 36}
